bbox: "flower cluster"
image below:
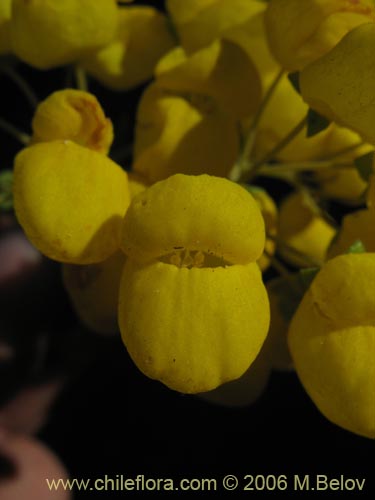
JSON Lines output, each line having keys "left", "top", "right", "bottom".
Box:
{"left": 1, "top": 0, "right": 374, "bottom": 439}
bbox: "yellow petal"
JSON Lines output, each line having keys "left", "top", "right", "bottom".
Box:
{"left": 277, "top": 191, "right": 336, "bottom": 267}
{"left": 155, "top": 38, "right": 261, "bottom": 119}
{"left": 31, "top": 89, "right": 113, "bottom": 154}
{"left": 81, "top": 6, "right": 176, "bottom": 91}
{"left": 62, "top": 250, "right": 125, "bottom": 335}
{"left": 10, "top": 0, "right": 118, "bottom": 69}
{"left": 327, "top": 208, "right": 375, "bottom": 258}
{"left": 265, "top": 0, "right": 375, "bottom": 71}
{"left": 133, "top": 83, "right": 239, "bottom": 183}
{"left": 121, "top": 173, "right": 265, "bottom": 265}
{"left": 13, "top": 140, "right": 130, "bottom": 264}
{"left": 288, "top": 253, "right": 375, "bottom": 438}
{"left": 300, "top": 23, "right": 375, "bottom": 145}
{"left": 118, "top": 259, "right": 269, "bottom": 393}
{"left": 166, "top": 0, "right": 265, "bottom": 54}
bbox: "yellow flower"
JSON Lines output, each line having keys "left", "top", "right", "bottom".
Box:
{"left": 167, "top": 0, "right": 280, "bottom": 95}
{"left": 10, "top": 0, "right": 118, "bottom": 69}
{"left": 0, "top": 0, "right": 11, "bottom": 54}
{"left": 31, "top": 89, "right": 113, "bottom": 154}
{"left": 167, "top": 0, "right": 266, "bottom": 55}
{"left": 133, "top": 83, "right": 239, "bottom": 183}
{"left": 300, "top": 23, "right": 375, "bottom": 145}
{"left": 13, "top": 140, "right": 130, "bottom": 264}
{"left": 277, "top": 191, "right": 336, "bottom": 267}
{"left": 327, "top": 208, "right": 375, "bottom": 258}
{"left": 118, "top": 174, "right": 270, "bottom": 393}
{"left": 155, "top": 38, "right": 261, "bottom": 119}
{"left": 80, "top": 6, "right": 176, "bottom": 91}
{"left": 265, "top": 0, "right": 375, "bottom": 71}
{"left": 62, "top": 251, "right": 125, "bottom": 335}
{"left": 288, "top": 253, "right": 375, "bottom": 438}
{"left": 62, "top": 174, "right": 146, "bottom": 335}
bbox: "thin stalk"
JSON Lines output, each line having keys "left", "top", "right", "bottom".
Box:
{"left": 258, "top": 160, "right": 354, "bottom": 176}
{"left": 0, "top": 117, "right": 30, "bottom": 145}
{"left": 229, "top": 69, "right": 284, "bottom": 181}
{"left": 0, "top": 65, "right": 38, "bottom": 109}
{"left": 74, "top": 65, "right": 88, "bottom": 91}
{"left": 243, "top": 116, "right": 308, "bottom": 182}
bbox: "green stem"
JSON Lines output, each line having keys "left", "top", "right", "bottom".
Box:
{"left": 244, "top": 116, "right": 308, "bottom": 182}
{"left": 74, "top": 65, "right": 88, "bottom": 91}
{"left": 229, "top": 69, "right": 284, "bottom": 181}
{"left": 0, "top": 117, "right": 30, "bottom": 145}
{"left": 258, "top": 159, "right": 353, "bottom": 176}
{"left": 0, "top": 65, "right": 38, "bottom": 109}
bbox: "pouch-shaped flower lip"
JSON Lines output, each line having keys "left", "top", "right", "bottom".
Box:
{"left": 13, "top": 140, "right": 130, "bottom": 264}
{"left": 120, "top": 173, "right": 265, "bottom": 266}
{"left": 118, "top": 257, "right": 270, "bottom": 394}
{"left": 288, "top": 253, "right": 375, "bottom": 438}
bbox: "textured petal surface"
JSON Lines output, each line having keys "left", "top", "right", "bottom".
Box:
{"left": 118, "top": 259, "right": 270, "bottom": 393}
{"left": 288, "top": 253, "right": 375, "bottom": 438}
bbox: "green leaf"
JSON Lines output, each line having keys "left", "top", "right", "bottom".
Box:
{"left": 0, "top": 170, "right": 13, "bottom": 212}
{"left": 306, "top": 108, "right": 330, "bottom": 137}
{"left": 346, "top": 239, "right": 366, "bottom": 254}
{"left": 354, "top": 151, "right": 374, "bottom": 181}
{"left": 288, "top": 72, "right": 300, "bottom": 94}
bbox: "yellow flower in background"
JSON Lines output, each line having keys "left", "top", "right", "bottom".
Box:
{"left": 133, "top": 36, "right": 261, "bottom": 183}
{"left": 265, "top": 0, "right": 375, "bottom": 71}
{"left": 277, "top": 191, "right": 336, "bottom": 267}
{"left": 300, "top": 23, "right": 375, "bottom": 146}
{"left": 155, "top": 38, "right": 261, "bottom": 119}
{"left": 288, "top": 253, "right": 375, "bottom": 438}
{"left": 62, "top": 251, "right": 126, "bottom": 335}
{"left": 10, "top": 0, "right": 119, "bottom": 69}
{"left": 118, "top": 174, "right": 270, "bottom": 394}
{"left": 250, "top": 72, "right": 373, "bottom": 169}
{"left": 167, "top": 0, "right": 265, "bottom": 55}
{"left": 327, "top": 208, "right": 375, "bottom": 258}
{"left": 167, "top": 0, "right": 279, "bottom": 92}
{"left": 31, "top": 89, "right": 114, "bottom": 154}
{"left": 133, "top": 83, "right": 239, "bottom": 183}
{"left": 13, "top": 140, "right": 130, "bottom": 264}
{"left": 80, "top": 6, "right": 176, "bottom": 91}
{"left": 0, "top": 0, "right": 11, "bottom": 54}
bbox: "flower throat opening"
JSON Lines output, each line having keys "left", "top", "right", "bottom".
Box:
{"left": 159, "top": 248, "right": 231, "bottom": 269}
